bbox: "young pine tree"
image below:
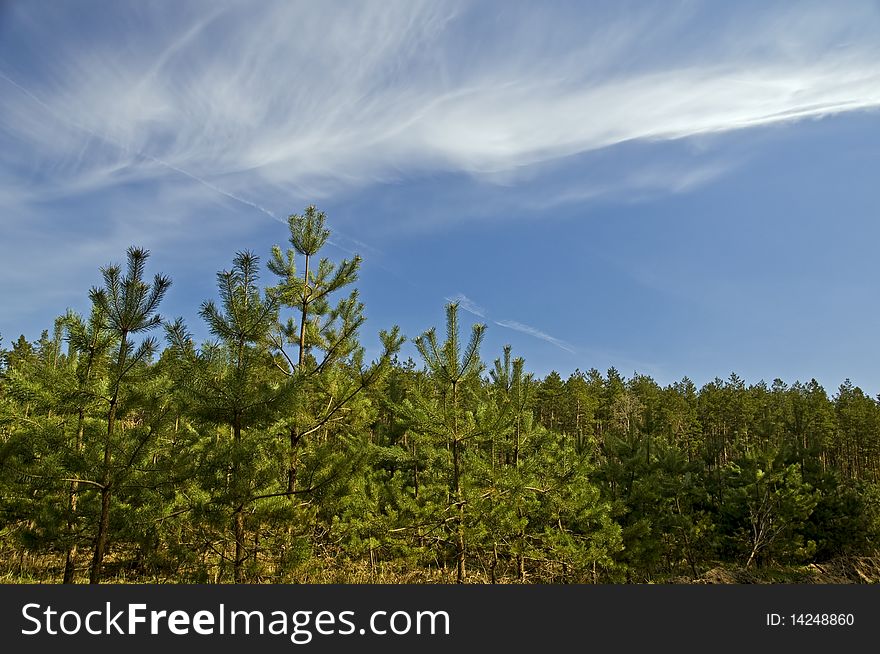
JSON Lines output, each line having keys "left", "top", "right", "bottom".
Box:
{"left": 87, "top": 246, "right": 170, "bottom": 583}
{"left": 59, "top": 307, "right": 113, "bottom": 582}
{"left": 265, "top": 207, "right": 402, "bottom": 578}
{"left": 166, "top": 251, "right": 285, "bottom": 583}
{"left": 402, "top": 302, "right": 485, "bottom": 584}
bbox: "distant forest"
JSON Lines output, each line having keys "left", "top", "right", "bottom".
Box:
{"left": 2, "top": 207, "right": 879, "bottom": 584}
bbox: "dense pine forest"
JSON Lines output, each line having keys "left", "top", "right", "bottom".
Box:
{"left": 2, "top": 207, "right": 879, "bottom": 584}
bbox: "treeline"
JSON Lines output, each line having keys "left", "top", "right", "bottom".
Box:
{"left": 1, "top": 207, "right": 879, "bottom": 584}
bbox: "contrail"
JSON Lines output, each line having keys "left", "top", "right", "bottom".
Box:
{"left": 493, "top": 319, "right": 577, "bottom": 354}
{"left": 146, "top": 159, "right": 284, "bottom": 223}
{"left": 1, "top": 68, "right": 570, "bottom": 350}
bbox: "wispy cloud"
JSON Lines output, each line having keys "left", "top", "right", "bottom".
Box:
{"left": 3, "top": 0, "right": 880, "bottom": 222}
{"left": 493, "top": 320, "right": 577, "bottom": 354}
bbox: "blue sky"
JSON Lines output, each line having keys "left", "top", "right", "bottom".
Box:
{"left": 2, "top": 1, "right": 880, "bottom": 394}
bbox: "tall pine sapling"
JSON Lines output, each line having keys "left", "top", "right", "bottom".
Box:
{"left": 59, "top": 307, "right": 113, "bottom": 582}
{"left": 404, "top": 302, "right": 485, "bottom": 583}
{"left": 87, "top": 246, "right": 170, "bottom": 584}
{"left": 166, "top": 251, "right": 283, "bottom": 583}
{"left": 267, "top": 206, "right": 402, "bottom": 496}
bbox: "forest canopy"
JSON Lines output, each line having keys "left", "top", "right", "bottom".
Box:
{"left": 2, "top": 206, "right": 879, "bottom": 584}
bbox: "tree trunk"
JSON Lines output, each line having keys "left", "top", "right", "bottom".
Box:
{"left": 89, "top": 483, "right": 112, "bottom": 584}
{"left": 450, "top": 379, "right": 465, "bottom": 584}
{"left": 63, "top": 407, "right": 86, "bottom": 584}
{"left": 232, "top": 418, "right": 246, "bottom": 583}
{"left": 413, "top": 442, "right": 419, "bottom": 498}
{"left": 89, "top": 396, "right": 117, "bottom": 584}
{"left": 233, "top": 507, "right": 245, "bottom": 583}
{"left": 298, "top": 253, "right": 310, "bottom": 367}
{"left": 517, "top": 506, "right": 526, "bottom": 583}
{"left": 285, "top": 251, "right": 310, "bottom": 575}
{"left": 745, "top": 543, "right": 761, "bottom": 569}
{"left": 287, "top": 428, "right": 300, "bottom": 494}
{"left": 453, "top": 435, "right": 465, "bottom": 584}
{"left": 89, "top": 332, "right": 127, "bottom": 584}
{"left": 514, "top": 414, "right": 520, "bottom": 468}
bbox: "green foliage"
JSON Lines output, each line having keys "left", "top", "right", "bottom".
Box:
{"left": 2, "top": 208, "right": 880, "bottom": 584}
{"left": 722, "top": 447, "right": 819, "bottom": 567}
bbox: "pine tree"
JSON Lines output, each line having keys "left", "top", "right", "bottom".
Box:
{"left": 486, "top": 345, "right": 534, "bottom": 579}
{"left": 166, "top": 251, "right": 284, "bottom": 583}
{"left": 724, "top": 445, "right": 819, "bottom": 568}
{"left": 269, "top": 207, "right": 367, "bottom": 490}
{"left": 0, "top": 323, "right": 79, "bottom": 576}
{"left": 59, "top": 307, "right": 113, "bottom": 582}
{"left": 403, "top": 302, "right": 485, "bottom": 583}
{"left": 265, "top": 207, "right": 402, "bottom": 578}
{"left": 87, "top": 246, "right": 170, "bottom": 583}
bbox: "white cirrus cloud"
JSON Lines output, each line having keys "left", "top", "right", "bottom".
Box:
{"left": 2, "top": 0, "right": 880, "bottom": 220}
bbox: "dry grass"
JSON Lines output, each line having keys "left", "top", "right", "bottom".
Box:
{"left": 3, "top": 542, "right": 878, "bottom": 584}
